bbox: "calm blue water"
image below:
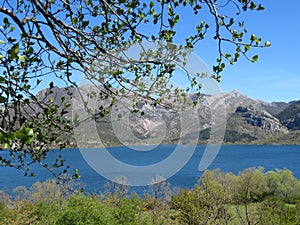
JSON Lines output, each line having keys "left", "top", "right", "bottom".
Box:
{"left": 0, "top": 145, "right": 299, "bottom": 195}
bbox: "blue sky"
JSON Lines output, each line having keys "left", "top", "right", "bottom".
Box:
{"left": 179, "top": 1, "right": 300, "bottom": 103}
{"left": 221, "top": 1, "right": 300, "bottom": 103}
{"left": 131, "top": 1, "right": 300, "bottom": 103}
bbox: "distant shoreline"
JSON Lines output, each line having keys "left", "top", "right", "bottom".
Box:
{"left": 48, "top": 142, "right": 300, "bottom": 151}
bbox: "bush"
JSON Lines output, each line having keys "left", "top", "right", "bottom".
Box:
{"left": 45, "top": 195, "right": 117, "bottom": 225}
{"left": 170, "top": 170, "right": 232, "bottom": 225}
{"left": 258, "top": 197, "right": 300, "bottom": 224}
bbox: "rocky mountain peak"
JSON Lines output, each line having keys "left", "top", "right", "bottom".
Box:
{"left": 226, "top": 90, "right": 246, "bottom": 98}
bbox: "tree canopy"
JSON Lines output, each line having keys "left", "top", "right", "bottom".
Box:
{"left": 0, "top": 0, "right": 269, "bottom": 179}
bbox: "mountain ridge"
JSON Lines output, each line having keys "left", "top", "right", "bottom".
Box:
{"left": 36, "top": 86, "right": 300, "bottom": 146}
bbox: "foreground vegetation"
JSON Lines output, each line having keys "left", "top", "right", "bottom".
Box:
{"left": 1, "top": 168, "right": 300, "bottom": 225}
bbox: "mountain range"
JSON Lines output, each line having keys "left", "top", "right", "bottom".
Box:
{"left": 36, "top": 86, "right": 300, "bottom": 146}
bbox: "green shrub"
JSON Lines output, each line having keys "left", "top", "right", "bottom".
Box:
{"left": 50, "top": 195, "right": 117, "bottom": 225}
{"left": 258, "top": 197, "right": 300, "bottom": 225}
{"left": 111, "top": 196, "right": 141, "bottom": 225}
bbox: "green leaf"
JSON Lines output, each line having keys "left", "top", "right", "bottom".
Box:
{"left": 12, "top": 43, "right": 19, "bottom": 54}
{"left": 7, "top": 132, "right": 16, "bottom": 140}
{"left": 235, "top": 53, "right": 240, "bottom": 59}
{"left": 252, "top": 55, "right": 259, "bottom": 62}
{"left": 26, "top": 128, "right": 34, "bottom": 138}
{"left": 0, "top": 40, "right": 5, "bottom": 44}
{"left": 72, "top": 17, "right": 78, "bottom": 25}
{"left": 225, "top": 53, "right": 231, "bottom": 59}
{"left": 0, "top": 76, "right": 5, "bottom": 83}
{"left": 16, "top": 131, "right": 26, "bottom": 140}
{"left": 117, "top": 114, "right": 122, "bottom": 120}
{"left": 82, "top": 20, "right": 89, "bottom": 27}
{"left": 257, "top": 4, "right": 265, "bottom": 11}
{"left": 18, "top": 54, "right": 26, "bottom": 61}
{"left": 0, "top": 96, "right": 7, "bottom": 103}
{"left": 250, "top": 34, "right": 257, "bottom": 42}
{"left": 265, "top": 41, "right": 271, "bottom": 47}
{"left": 64, "top": 102, "right": 71, "bottom": 108}
{"left": 9, "top": 43, "right": 19, "bottom": 59}
{"left": 139, "top": 12, "right": 146, "bottom": 19}
{"left": 255, "top": 38, "right": 262, "bottom": 45}
{"left": 250, "top": 2, "right": 257, "bottom": 10}
{"left": 3, "top": 17, "right": 10, "bottom": 27}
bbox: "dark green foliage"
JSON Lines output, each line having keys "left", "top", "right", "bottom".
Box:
{"left": 257, "top": 130, "right": 300, "bottom": 145}
{"left": 110, "top": 197, "right": 141, "bottom": 225}
{"left": 198, "top": 128, "right": 211, "bottom": 141}
{"left": 258, "top": 197, "right": 299, "bottom": 225}
{"left": 54, "top": 195, "right": 117, "bottom": 225}
{"left": 198, "top": 128, "right": 257, "bottom": 144}
{"left": 224, "top": 130, "right": 257, "bottom": 143}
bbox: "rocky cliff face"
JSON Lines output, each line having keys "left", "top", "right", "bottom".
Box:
{"left": 227, "top": 106, "right": 288, "bottom": 139}
{"left": 199, "top": 91, "right": 289, "bottom": 142}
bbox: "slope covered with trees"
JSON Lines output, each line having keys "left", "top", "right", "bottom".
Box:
{"left": 277, "top": 100, "right": 300, "bottom": 130}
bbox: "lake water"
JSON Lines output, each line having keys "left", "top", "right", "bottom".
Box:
{"left": 0, "top": 145, "right": 299, "bottom": 195}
